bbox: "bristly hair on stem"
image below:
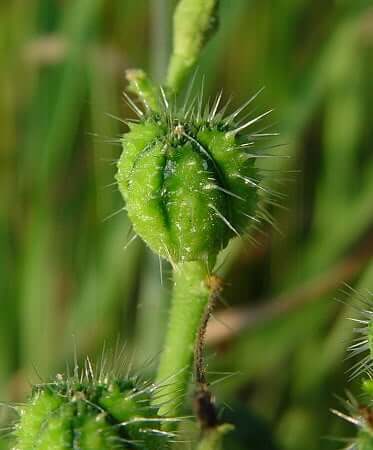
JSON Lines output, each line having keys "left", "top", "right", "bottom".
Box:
{"left": 193, "top": 275, "right": 224, "bottom": 431}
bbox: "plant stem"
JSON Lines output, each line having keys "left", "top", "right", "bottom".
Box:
{"left": 166, "top": 0, "right": 219, "bottom": 92}
{"left": 154, "top": 260, "right": 210, "bottom": 418}
{"left": 152, "top": 0, "right": 221, "bottom": 426}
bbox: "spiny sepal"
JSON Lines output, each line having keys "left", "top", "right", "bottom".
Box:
{"left": 117, "top": 85, "right": 273, "bottom": 266}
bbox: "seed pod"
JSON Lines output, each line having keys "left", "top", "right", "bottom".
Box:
{"left": 13, "top": 369, "right": 174, "bottom": 450}
{"left": 333, "top": 291, "right": 373, "bottom": 449}
{"left": 117, "top": 88, "right": 271, "bottom": 265}
{"left": 347, "top": 292, "right": 373, "bottom": 380}
{"left": 356, "top": 431, "right": 373, "bottom": 450}
{"left": 332, "top": 391, "right": 373, "bottom": 450}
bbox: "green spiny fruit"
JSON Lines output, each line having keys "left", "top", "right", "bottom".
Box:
{"left": 116, "top": 86, "right": 272, "bottom": 266}
{"left": 332, "top": 387, "right": 373, "bottom": 450}
{"left": 333, "top": 292, "right": 373, "bottom": 449}
{"left": 357, "top": 432, "right": 373, "bottom": 450}
{"left": 12, "top": 359, "right": 178, "bottom": 450}
{"left": 347, "top": 293, "right": 373, "bottom": 379}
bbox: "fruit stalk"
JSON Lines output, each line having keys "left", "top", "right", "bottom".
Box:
{"left": 154, "top": 260, "right": 210, "bottom": 417}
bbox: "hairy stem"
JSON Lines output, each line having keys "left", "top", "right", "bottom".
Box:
{"left": 166, "top": 0, "right": 219, "bottom": 93}
{"left": 154, "top": 261, "right": 210, "bottom": 418}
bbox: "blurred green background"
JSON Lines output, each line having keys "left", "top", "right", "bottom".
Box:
{"left": 0, "top": 0, "right": 373, "bottom": 449}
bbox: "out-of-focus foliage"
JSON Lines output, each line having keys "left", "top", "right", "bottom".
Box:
{"left": 0, "top": 1, "right": 372, "bottom": 449}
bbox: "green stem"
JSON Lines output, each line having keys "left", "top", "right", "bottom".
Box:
{"left": 151, "top": 0, "right": 221, "bottom": 427}
{"left": 166, "top": 0, "right": 219, "bottom": 93}
{"left": 154, "top": 260, "right": 210, "bottom": 418}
